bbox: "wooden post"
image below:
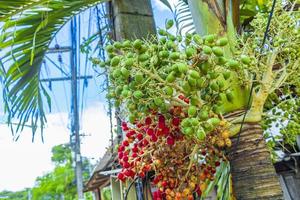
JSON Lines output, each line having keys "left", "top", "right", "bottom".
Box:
{"left": 111, "top": 177, "right": 122, "bottom": 200}
{"left": 97, "top": 188, "right": 101, "bottom": 200}
{"left": 111, "top": 0, "right": 156, "bottom": 41}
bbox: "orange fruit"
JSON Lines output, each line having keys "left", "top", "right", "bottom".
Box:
{"left": 199, "top": 172, "right": 206, "bottom": 181}
{"left": 175, "top": 192, "right": 182, "bottom": 200}
{"left": 187, "top": 194, "right": 194, "bottom": 200}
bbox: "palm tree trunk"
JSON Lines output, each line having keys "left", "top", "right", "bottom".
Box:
{"left": 229, "top": 122, "right": 283, "bottom": 200}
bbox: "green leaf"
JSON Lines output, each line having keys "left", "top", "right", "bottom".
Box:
{"left": 174, "top": 1, "right": 195, "bottom": 35}
{"left": 0, "top": 0, "right": 107, "bottom": 139}
{"left": 158, "top": 0, "right": 195, "bottom": 35}
{"left": 201, "top": 161, "right": 232, "bottom": 200}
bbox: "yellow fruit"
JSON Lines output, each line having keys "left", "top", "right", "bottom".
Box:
{"left": 191, "top": 175, "right": 197, "bottom": 182}
{"left": 211, "top": 136, "right": 216, "bottom": 144}
{"left": 221, "top": 130, "right": 230, "bottom": 138}
{"left": 183, "top": 188, "right": 191, "bottom": 197}
{"left": 219, "top": 120, "right": 226, "bottom": 126}
{"left": 225, "top": 138, "right": 232, "bottom": 147}
{"left": 217, "top": 139, "right": 225, "bottom": 147}
{"left": 154, "top": 159, "right": 162, "bottom": 166}
{"left": 170, "top": 191, "right": 175, "bottom": 197}
{"left": 200, "top": 182, "right": 207, "bottom": 191}
{"left": 189, "top": 182, "right": 196, "bottom": 190}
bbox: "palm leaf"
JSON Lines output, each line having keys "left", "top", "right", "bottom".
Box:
{"left": 159, "top": 0, "right": 195, "bottom": 35}
{"left": 0, "top": 0, "right": 50, "bottom": 21}
{"left": 174, "top": 1, "right": 195, "bottom": 35}
{"left": 0, "top": 0, "right": 107, "bottom": 140}
{"left": 201, "top": 161, "right": 233, "bottom": 200}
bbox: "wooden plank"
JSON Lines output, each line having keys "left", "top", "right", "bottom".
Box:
{"left": 283, "top": 174, "right": 300, "bottom": 199}
{"left": 111, "top": 176, "right": 122, "bottom": 200}
{"left": 279, "top": 175, "right": 292, "bottom": 200}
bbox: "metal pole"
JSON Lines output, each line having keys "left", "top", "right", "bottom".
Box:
{"left": 70, "top": 16, "right": 84, "bottom": 200}
{"left": 27, "top": 189, "right": 32, "bottom": 200}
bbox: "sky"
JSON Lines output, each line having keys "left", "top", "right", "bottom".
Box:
{"left": 0, "top": 0, "right": 175, "bottom": 192}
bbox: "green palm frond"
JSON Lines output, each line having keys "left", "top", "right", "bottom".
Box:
{"left": 174, "top": 0, "right": 195, "bottom": 35}
{"left": 0, "top": 0, "right": 49, "bottom": 21}
{"left": 159, "top": 0, "right": 195, "bottom": 35}
{"left": 0, "top": 0, "right": 106, "bottom": 140}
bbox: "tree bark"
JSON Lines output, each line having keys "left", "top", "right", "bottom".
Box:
{"left": 111, "top": 0, "right": 156, "bottom": 41}
{"left": 229, "top": 122, "right": 283, "bottom": 200}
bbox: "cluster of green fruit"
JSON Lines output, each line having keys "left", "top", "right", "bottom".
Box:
{"left": 242, "top": 2, "right": 300, "bottom": 86}
{"left": 263, "top": 89, "right": 300, "bottom": 156}
{"left": 101, "top": 20, "right": 251, "bottom": 142}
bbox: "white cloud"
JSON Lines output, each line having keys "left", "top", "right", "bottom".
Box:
{"left": 0, "top": 102, "right": 113, "bottom": 191}
{"left": 0, "top": 122, "right": 67, "bottom": 191}
{"left": 80, "top": 102, "right": 115, "bottom": 162}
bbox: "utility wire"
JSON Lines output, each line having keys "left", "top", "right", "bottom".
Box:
{"left": 45, "top": 55, "right": 69, "bottom": 77}
{"left": 80, "top": 8, "right": 92, "bottom": 122}
{"left": 51, "top": 37, "right": 70, "bottom": 114}
{"left": 58, "top": 60, "right": 70, "bottom": 114}
{"left": 40, "top": 59, "right": 67, "bottom": 126}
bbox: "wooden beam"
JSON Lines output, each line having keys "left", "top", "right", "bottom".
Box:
{"left": 100, "top": 179, "right": 111, "bottom": 189}
{"left": 87, "top": 178, "right": 110, "bottom": 191}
